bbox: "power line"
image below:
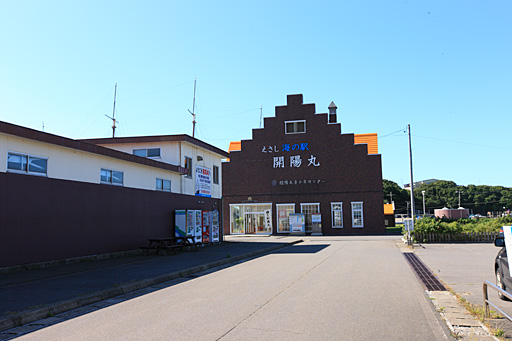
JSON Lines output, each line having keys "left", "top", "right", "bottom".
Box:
{"left": 413, "top": 134, "right": 512, "bottom": 150}
{"left": 379, "top": 127, "right": 406, "bottom": 139}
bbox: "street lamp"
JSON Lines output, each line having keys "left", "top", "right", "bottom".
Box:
{"left": 422, "top": 190, "right": 426, "bottom": 217}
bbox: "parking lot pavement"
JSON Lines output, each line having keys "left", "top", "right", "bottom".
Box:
{"left": 413, "top": 242, "right": 512, "bottom": 337}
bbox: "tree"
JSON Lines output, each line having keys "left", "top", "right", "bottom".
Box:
{"left": 382, "top": 179, "right": 409, "bottom": 214}
{"left": 383, "top": 179, "right": 512, "bottom": 216}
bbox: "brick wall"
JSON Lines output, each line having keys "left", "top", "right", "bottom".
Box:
{"left": 222, "top": 94, "right": 384, "bottom": 235}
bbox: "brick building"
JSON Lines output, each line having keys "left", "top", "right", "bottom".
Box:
{"left": 222, "top": 94, "right": 385, "bottom": 236}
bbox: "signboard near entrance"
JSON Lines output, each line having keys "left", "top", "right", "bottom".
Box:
{"left": 311, "top": 213, "right": 322, "bottom": 235}
{"left": 264, "top": 209, "right": 272, "bottom": 232}
{"left": 195, "top": 165, "right": 212, "bottom": 197}
{"left": 503, "top": 226, "right": 512, "bottom": 277}
{"left": 175, "top": 210, "right": 186, "bottom": 237}
{"left": 289, "top": 213, "right": 305, "bottom": 235}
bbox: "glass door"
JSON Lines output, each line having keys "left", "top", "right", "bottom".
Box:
{"left": 245, "top": 213, "right": 260, "bottom": 234}
{"left": 244, "top": 212, "right": 270, "bottom": 234}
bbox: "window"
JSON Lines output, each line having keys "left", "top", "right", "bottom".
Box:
{"left": 156, "top": 178, "right": 171, "bottom": 192}
{"left": 7, "top": 152, "right": 47, "bottom": 175}
{"left": 101, "top": 168, "right": 123, "bottom": 185}
{"left": 331, "top": 202, "right": 343, "bottom": 228}
{"left": 184, "top": 156, "right": 192, "bottom": 178}
{"left": 277, "top": 204, "right": 295, "bottom": 233}
{"left": 300, "top": 203, "right": 320, "bottom": 232}
{"left": 351, "top": 202, "right": 364, "bottom": 228}
{"left": 285, "top": 120, "right": 306, "bottom": 134}
{"left": 133, "top": 148, "right": 161, "bottom": 158}
{"left": 213, "top": 165, "right": 219, "bottom": 184}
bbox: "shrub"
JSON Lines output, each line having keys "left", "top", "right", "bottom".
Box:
{"left": 412, "top": 216, "right": 512, "bottom": 235}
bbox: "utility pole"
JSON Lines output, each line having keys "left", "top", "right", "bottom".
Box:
{"left": 388, "top": 192, "right": 393, "bottom": 204}
{"left": 188, "top": 78, "right": 197, "bottom": 137}
{"left": 456, "top": 190, "right": 463, "bottom": 208}
{"left": 408, "top": 124, "right": 415, "bottom": 218}
{"left": 422, "top": 190, "right": 426, "bottom": 216}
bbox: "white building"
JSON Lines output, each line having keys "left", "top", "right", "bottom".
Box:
{"left": 80, "top": 135, "right": 227, "bottom": 198}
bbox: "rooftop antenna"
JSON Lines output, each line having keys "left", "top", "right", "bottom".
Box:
{"left": 42, "top": 122, "right": 45, "bottom": 132}
{"left": 105, "top": 83, "right": 118, "bottom": 138}
{"left": 187, "top": 78, "right": 197, "bottom": 137}
{"left": 259, "top": 106, "right": 262, "bottom": 128}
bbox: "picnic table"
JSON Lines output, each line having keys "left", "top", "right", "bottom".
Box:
{"left": 140, "top": 238, "right": 179, "bottom": 255}
{"left": 140, "top": 236, "right": 201, "bottom": 255}
{"left": 174, "top": 236, "right": 201, "bottom": 251}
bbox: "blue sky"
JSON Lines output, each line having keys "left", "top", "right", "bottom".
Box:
{"left": 1, "top": 1, "right": 511, "bottom": 187}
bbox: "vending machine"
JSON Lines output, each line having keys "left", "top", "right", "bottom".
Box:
{"left": 211, "top": 210, "right": 220, "bottom": 243}
{"left": 186, "top": 210, "right": 195, "bottom": 237}
{"left": 202, "top": 210, "right": 210, "bottom": 244}
{"left": 175, "top": 210, "right": 187, "bottom": 237}
{"left": 194, "top": 210, "right": 202, "bottom": 244}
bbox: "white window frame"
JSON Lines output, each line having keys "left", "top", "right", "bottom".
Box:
{"left": 331, "top": 202, "right": 343, "bottom": 228}
{"left": 213, "top": 165, "right": 219, "bottom": 184}
{"left": 133, "top": 148, "right": 161, "bottom": 158}
{"left": 156, "top": 178, "right": 171, "bottom": 192}
{"left": 300, "top": 203, "right": 320, "bottom": 232}
{"left": 351, "top": 201, "right": 364, "bottom": 228}
{"left": 7, "top": 152, "right": 48, "bottom": 176}
{"left": 229, "top": 203, "right": 273, "bottom": 235}
{"left": 277, "top": 203, "right": 295, "bottom": 233}
{"left": 285, "top": 120, "right": 306, "bottom": 134}
{"left": 100, "top": 168, "right": 124, "bottom": 186}
{"left": 184, "top": 156, "right": 192, "bottom": 179}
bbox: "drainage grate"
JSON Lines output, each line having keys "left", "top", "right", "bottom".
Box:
{"left": 403, "top": 253, "right": 447, "bottom": 291}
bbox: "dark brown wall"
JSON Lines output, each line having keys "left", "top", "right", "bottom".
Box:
{"left": 0, "top": 172, "right": 221, "bottom": 267}
{"left": 222, "top": 94, "right": 384, "bottom": 235}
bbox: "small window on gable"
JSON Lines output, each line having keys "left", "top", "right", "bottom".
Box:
{"left": 285, "top": 120, "right": 306, "bottom": 134}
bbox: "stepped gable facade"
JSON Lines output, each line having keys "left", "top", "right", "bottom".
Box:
{"left": 222, "top": 94, "right": 385, "bottom": 235}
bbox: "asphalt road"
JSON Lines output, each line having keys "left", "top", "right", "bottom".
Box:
{"left": 15, "top": 237, "right": 450, "bottom": 341}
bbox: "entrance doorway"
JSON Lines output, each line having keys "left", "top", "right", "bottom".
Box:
{"left": 244, "top": 212, "right": 266, "bottom": 234}
{"left": 229, "top": 203, "right": 272, "bottom": 234}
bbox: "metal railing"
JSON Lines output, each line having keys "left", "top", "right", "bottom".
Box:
{"left": 483, "top": 280, "right": 512, "bottom": 321}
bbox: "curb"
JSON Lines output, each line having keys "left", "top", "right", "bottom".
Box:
{"left": 0, "top": 239, "right": 303, "bottom": 332}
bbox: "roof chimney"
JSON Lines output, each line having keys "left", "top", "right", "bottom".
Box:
{"left": 328, "top": 101, "right": 337, "bottom": 124}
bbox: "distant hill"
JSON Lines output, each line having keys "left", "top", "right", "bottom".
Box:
{"left": 383, "top": 179, "right": 512, "bottom": 215}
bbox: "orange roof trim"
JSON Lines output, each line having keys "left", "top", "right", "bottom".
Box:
{"left": 384, "top": 203, "right": 394, "bottom": 215}
{"left": 354, "top": 133, "right": 378, "bottom": 154}
{"left": 228, "top": 141, "right": 241, "bottom": 153}
{"left": 228, "top": 133, "right": 378, "bottom": 157}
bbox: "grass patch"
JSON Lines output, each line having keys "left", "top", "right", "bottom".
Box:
{"left": 449, "top": 290, "right": 507, "bottom": 339}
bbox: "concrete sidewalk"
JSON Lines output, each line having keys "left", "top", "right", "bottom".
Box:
{"left": 0, "top": 236, "right": 303, "bottom": 334}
